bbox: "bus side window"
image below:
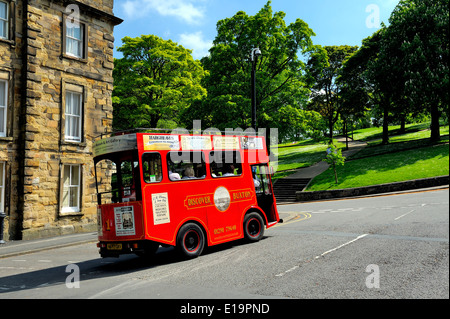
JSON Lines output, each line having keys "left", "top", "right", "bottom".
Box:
{"left": 209, "top": 151, "right": 242, "bottom": 178}
{"left": 142, "top": 153, "right": 163, "bottom": 183}
{"left": 167, "top": 152, "right": 206, "bottom": 181}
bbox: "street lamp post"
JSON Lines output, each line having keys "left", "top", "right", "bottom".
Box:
{"left": 250, "top": 48, "right": 261, "bottom": 131}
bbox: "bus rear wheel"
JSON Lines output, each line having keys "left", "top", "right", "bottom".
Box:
{"left": 176, "top": 223, "right": 205, "bottom": 258}
{"left": 244, "top": 212, "right": 264, "bottom": 242}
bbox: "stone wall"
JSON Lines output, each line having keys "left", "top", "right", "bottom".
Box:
{"left": 296, "top": 176, "right": 449, "bottom": 202}
{"left": 0, "top": 0, "right": 121, "bottom": 241}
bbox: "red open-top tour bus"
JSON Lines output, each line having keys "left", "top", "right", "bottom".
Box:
{"left": 93, "top": 130, "right": 281, "bottom": 258}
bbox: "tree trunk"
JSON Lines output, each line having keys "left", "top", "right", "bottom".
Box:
{"left": 333, "top": 164, "right": 338, "bottom": 184}
{"left": 382, "top": 106, "right": 389, "bottom": 145}
{"left": 344, "top": 120, "right": 349, "bottom": 150}
{"left": 329, "top": 118, "right": 334, "bottom": 142}
{"left": 430, "top": 103, "right": 441, "bottom": 142}
{"left": 400, "top": 115, "right": 406, "bottom": 134}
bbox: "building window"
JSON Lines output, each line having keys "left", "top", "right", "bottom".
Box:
{"left": 63, "top": 15, "right": 87, "bottom": 60}
{"left": 62, "top": 164, "right": 81, "bottom": 213}
{"left": 0, "top": 1, "right": 8, "bottom": 40}
{"left": 0, "top": 162, "right": 5, "bottom": 213}
{"left": 0, "top": 79, "right": 7, "bottom": 137}
{"left": 65, "top": 91, "right": 83, "bottom": 142}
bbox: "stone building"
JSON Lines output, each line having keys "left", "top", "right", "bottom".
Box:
{"left": 0, "top": 0, "right": 122, "bottom": 240}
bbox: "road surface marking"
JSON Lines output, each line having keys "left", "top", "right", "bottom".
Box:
{"left": 314, "top": 234, "right": 368, "bottom": 259}
{"left": 394, "top": 209, "right": 415, "bottom": 221}
{"left": 274, "top": 212, "right": 311, "bottom": 228}
{"left": 275, "top": 233, "right": 368, "bottom": 277}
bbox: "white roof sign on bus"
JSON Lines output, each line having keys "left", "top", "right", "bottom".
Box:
{"left": 93, "top": 134, "right": 138, "bottom": 157}
{"left": 93, "top": 133, "right": 265, "bottom": 157}
{"left": 143, "top": 134, "right": 180, "bottom": 151}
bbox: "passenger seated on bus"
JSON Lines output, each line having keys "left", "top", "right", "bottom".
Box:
{"left": 195, "top": 163, "right": 206, "bottom": 179}
{"left": 182, "top": 166, "right": 195, "bottom": 179}
{"left": 253, "top": 177, "right": 261, "bottom": 188}
{"left": 252, "top": 168, "right": 261, "bottom": 189}
{"left": 169, "top": 170, "right": 181, "bottom": 180}
{"left": 222, "top": 164, "right": 236, "bottom": 177}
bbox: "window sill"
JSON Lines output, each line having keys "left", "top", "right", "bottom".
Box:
{"left": 61, "top": 140, "right": 87, "bottom": 147}
{"left": 60, "top": 210, "right": 83, "bottom": 217}
{"left": 0, "top": 37, "right": 14, "bottom": 46}
{"left": 62, "top": 53, "right": 88, "bottom": 64}
{"left": 0, "top": 136, "right": 13, "bottom": 143}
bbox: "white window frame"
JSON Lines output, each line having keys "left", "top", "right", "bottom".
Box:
{"left": 0, "top": 79, "right": 7, "bottom": 137}
{"left": 65, "top": 17, "right": 84, "bottom": 58}
{"left": 0, "top": 1, "right": 8, "bottom": 40}
{"left": 61, "top": 164, "right": 81, "bottom": 214}
{"left": 65, "top": 91, "right": 83, "bottom": 142}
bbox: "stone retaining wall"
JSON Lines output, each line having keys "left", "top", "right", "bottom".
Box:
{"left": 296, "top": 176, "right": 449, "bottom": 202}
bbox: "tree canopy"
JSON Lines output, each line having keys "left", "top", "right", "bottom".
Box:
{"left": 385, "top": 0, "right": 449, "bottom": 141}
{"left": 341, "top": 0, "right": 449, "bottom": 143}
{"left": 112, "top": 35, "right": 207, "bottom": 130}
{"left": 306, "top": 45, "right": 358, "bottom": 141}
{"left": 112, "top": 0, "right": 449, "bottom": 145}
{"left": 181, "top": 1, "right": 321, "bottom": 141}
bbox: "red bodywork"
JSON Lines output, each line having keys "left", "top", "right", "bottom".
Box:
{"left": 95, "top": 133, "right": 280, "bottom": 257}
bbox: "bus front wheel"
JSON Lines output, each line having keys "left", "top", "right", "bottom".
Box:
{"left": 244, "top": 212, "right": 265, "bottom": 242}
{"left": 176, "top": 223, "right": 205, "bottom": 258}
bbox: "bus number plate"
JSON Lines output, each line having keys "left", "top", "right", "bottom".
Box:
{"left": 107, "top": 243, "right": 122, "bottom": 250}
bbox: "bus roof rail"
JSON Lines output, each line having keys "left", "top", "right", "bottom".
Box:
{"left": 94, "top": 127, "right": 261, "bottom": 141}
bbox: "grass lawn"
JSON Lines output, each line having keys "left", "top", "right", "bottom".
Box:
{"left": 273, "top": 122, "right": 449, "bottom": 189}
{"left": 271, "top": 141, "right": 328, "bottom": 173}
{"left": 306, "top": 143, "right": 449, "bottom": 191}
{"left": 271, "top": 139, "right": 345, "bottom": 179}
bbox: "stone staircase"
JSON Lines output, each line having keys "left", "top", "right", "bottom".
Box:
{"left": 273, "top": 178, "right": 311, "bottom": 203}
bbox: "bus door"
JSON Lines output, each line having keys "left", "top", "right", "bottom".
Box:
{"left": 252, "top": 164, "right": 277, "bottom": 223}
{"left": 119, "top": 153, "right": 141, "bottom": 203}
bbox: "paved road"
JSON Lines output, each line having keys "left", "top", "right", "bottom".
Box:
{"left": 0, "top": 189, "right": 448, "bottom": 301}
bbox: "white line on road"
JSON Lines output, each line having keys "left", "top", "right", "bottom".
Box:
{"left": 275, "top": 234, "right": 368, "bottom": 277}
{"left": 394, "top": 209, "right": 415, "bottom": 221}
{"left": 314, "top": 234, "right": 368, "bottom": 259}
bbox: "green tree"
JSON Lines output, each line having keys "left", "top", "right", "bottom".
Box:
{"left": 340, "top": 31, "right": 388, "bottom": 142}
{"left": 183, "top": 1, "right": 318, "bottom": 140}
{"left": 343, "top": 29, "right": 402, "bottom": 145}
{"left": 306, "top": 45, "right": 358, "bottom": 142}
{"left": 112, "top": 35, "right": 208, "bottom": 130}
{"left": 323, "top": 143, "right": 346, "bottom": 184}
{"left": 384, "top": 0, "right": 449, "bottom": 142}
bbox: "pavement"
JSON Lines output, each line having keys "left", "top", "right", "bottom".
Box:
{"left": 0, "top": 231, "right": 98, "bottom": 259}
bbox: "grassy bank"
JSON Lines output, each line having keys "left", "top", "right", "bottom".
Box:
{"left": 306, "top": 143, "right": 449, "bottom": 191}
{"left": 273, "top": 122, "right": 449, "bottom": 189}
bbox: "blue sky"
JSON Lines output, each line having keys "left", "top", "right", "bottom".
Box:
{"left": 112, "top": 0, "right": 400, "bottom": 59}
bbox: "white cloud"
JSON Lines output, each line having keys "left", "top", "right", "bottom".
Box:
{"left": 121, "top": 0, "right": 206, "bottom": 25}
{"left": 179, "top": 31, "right": 213, "bottom": 59}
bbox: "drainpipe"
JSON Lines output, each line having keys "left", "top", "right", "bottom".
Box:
{"left": 15, "top": 0, "right": 30, "bottom": 240}
{"left": 0, "top": 212, "right": 6, "bottom": 244}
